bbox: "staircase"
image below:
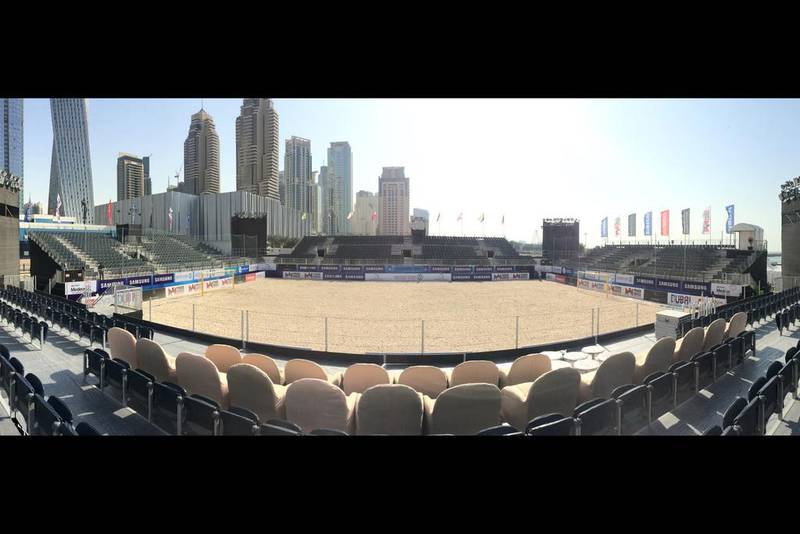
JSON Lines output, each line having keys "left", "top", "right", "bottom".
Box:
{"left": 54, "top": 234, "right": 98, "bottom": 272}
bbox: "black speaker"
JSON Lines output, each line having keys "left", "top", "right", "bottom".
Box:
{"left": 487, "top": 250, "right": 495, "bottom": 258}
{"left": 317, "top": 248, "right": 325, "bottom": 257}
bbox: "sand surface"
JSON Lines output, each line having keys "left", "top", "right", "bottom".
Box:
{"left": 148, "top": 279, "right": 665, "bottom": 354}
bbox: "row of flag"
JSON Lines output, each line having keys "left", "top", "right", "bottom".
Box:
{"left": 601, "top": 205, "right": 735, "bottom": 238}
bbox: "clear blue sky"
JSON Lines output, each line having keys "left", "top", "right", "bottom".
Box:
{"left": 22, "top": 98, "right": 796, "bottom": 251}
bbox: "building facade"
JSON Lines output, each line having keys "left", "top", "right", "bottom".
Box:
{"left": 278, "top": 170, "right": 285, "bottom": 205}
{"left": 235, "top": 98, "right": 280, "bottom": 200}
{"left": 412, "top": 208, "right": 430, "bottom": 234}
{"left": 48, "top": 98, "right": 94, "bottom": 222}
{"left": 0, "top": 99, "right": 23, "bottom": 208}
{"left": 327, "top": 142, "right": 353, "bottom": 234}
{"left": 378, "top": 167, "right": 410, "bottom": 235}
{"left": 117, "top": 153, "right": 145, "bottom": 201}
{"left": 143, "top": 155, "right": 152, "bottom": 196}
{"left": 184, "top": 109, "right": 220, "bottom": 195}
{"left": 352, "top": 190, "right": 378, "bottom": 235}
{"left": 284, "top": 136, "right": 315, "bottom": 223}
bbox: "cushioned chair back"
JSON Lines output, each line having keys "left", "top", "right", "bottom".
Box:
{"left": 703, "top": 319, "right": 727, "bottom": 352}
{"left": 175, "top": 352, "right": 225, "bottom": 407}
{"left": 227, "top": 363, "right": 282, "bottom": 423}
{"left": 205, "top": 344, "right": 241, "bottom": 373}
{"left": 285, "top": 378, "right": 349, "bottom": 433}
{"left": 397, "top": 366, "right": 449, "bottom": 398}
{"left": 506, "top": 354, "right": 552, "bottom": 386}
{"left": 590, "top": 352, "right": 636, "bottom": 399}
{"left": 284, "top": 359, "right": 328, "bottom": 384}
{"left": 107, "top": 327, "right": 137, "bottom": 368}
{"left": 676, "top": 327, "right": 704, "bottom": 362}
{"left": 342, "top": 363, "right": 390, "bottom": 395}
{"left": 726, "top": 312, "right": 748, "bottom": 339}
{"left": 136, "top": 338, "right": 173, "bottom": 383}
{"left": 430, "top": 383, "right": 502, "bottom": 435}
{"left": 641, "top": 337, "right": 675, "bottom": 378}
{"left": 241, "top": 354, "right": 283, "bottom": 385}
{"left": 449, "top": 360, "right": 500, "bottom": 387}
{"left": 356, "top": 384, "right": 423, "bottom": 435}
{"left": 527, "top": 367, "right": 581, "bottom": 422}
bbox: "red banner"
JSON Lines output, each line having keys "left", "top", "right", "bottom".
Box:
{"left": 660, "top": 210, "right": 669, "bottom": 235}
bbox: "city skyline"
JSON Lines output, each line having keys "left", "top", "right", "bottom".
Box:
{"left": 18, "top": 98, "right": 800, "bottom": 249}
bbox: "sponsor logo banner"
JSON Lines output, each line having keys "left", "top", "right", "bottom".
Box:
{"left": 491, "top": 272, "right": 530, "bottom": 281}
{"left": 580, "top": 271, "right": 613, "bottom": 282}
{"left": 255, "top": 271, "right": 265, "bottom": 279}
{"left": 298, "top": 265, "right": 319, "bottom": 271}
{"left": 656, "top": 279, "right": 681, "bottom": 290}
{"left": 174, "top": 271, "right": 194, "bottom": 283}
{"left": 453, "top": 266, "right": 474, "bottom": 273}
{"left": 98, "top": 278, "right": 126, "bottom": 292}
{"left": 283, "top": 271, "right": 324, "bottom": 280}
{"left": 385, "top": 265, "right": 428, "bottom": 273}
{"left": 343, "top": 273, "right": 366, "bottom": 280}
{"left": 125, "top": 275, "right": 153, "bottom": 287}
{"left": 65, "top": 280, "right": 97, "bottom": 295}
{"left": 220, "top": 277, "right": 233, "bottom": 288}
{"left": 238, "top": 265, "right": 249, "bottom": 274}
{"left": 579, "top": 279, "right": 607, "bottom": 292}
{"left": 187, "top": 282, "right": 202, "bottom": 295}
{"left": 166, "top": 285, "right": 186, "bottom": 298}
{"left": 634, "top": 276, "right": 656, "bottom": 287}
{"left": 668, "top": 293, "right": 727, "bottom": 308}
{"left": 364, "top": 273, "right": 452, "bottom": 282}
{"left": 452, "top": 274, "right": 473, "bottom": 281}
{"left": 474, "top": 266, "right": 493, "bottom": 273}
{"left": 431, "top": 266, "right": 452, "bottom": 273}
{"left": 614, "top": 273, "right": 635, "bottom": 285}
{"left": 610, "top": 284, "right": 644, "bottom": 300}
{"left": 545, "top": 273, "right": 556, "bottom": 281}
{"left": 245, "top": 273, "right": 256, "bottom": 282}
{"left": 204, "top": 279, "right": 221, "bottom": 291}
{"left": 263, "top": 262, "right": 277, "bottom": 271}
{"left": 342, "top": 265, "right": 364, "bottom": 273}
{"left": 152, "top": 274, "right": 175, "bottom": 286}
{"left": 682, "top": 281, "right": 711, "bottom": 294}
{"left": 472, "top": 273, "right": 492, "bottom": 281}
{"left": 711, "top": 283, "right": 743, "bottom": 297}
{"left": 554, "top": 274, "right": 567, "bottom": 284}
{"left": 493, "top": 266, "right": 514, "bottom": 273}
{"left": 323, "top": 272, "right": 344, "bottom": 280}
{"left": 321, "top": 265, "right": 341, "bottom": 272}
{"left": 364, "top": 265, "right": 385, "bottom": 273}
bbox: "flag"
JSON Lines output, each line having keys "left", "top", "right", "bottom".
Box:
{"left": 168, "top": 207, "right": 173, "bottom": 230}
{"left": 24, "top": 203, "right": 31, "bottom": 222}
{"left": 457, "top": 213, "right": 463, "bottom": 222}
{"left": 600, "top": 217, "right": 608, "bottom": 238}
{"left": 501, "top": 214, "right": 505, "bottom": 225}
{"left": 702, "top": 207, "right": 710, "bottom": 234}
{"left": 347, "top": 211, "right": 353, "bottom": 220}
{"left": 107, "top": 199, "right": 112, "bottom": 224}
{"left": 131, "top": 203, "right": 136, "bottom": 225}
{"left": 614, "top": 216, "right": 621, "bottom": 237}
{"left": 436, "top": 212, "right": 441, "bottom": 222}
{"left": 725, "top": 204, "right": 735, "bottom": 233}
{"left": 371, "top": 210, "right": 377, "bottom": 222}
{"left": 660, "top": 210, "right": 669, "bottom": 235}
{"left": 681, "top": 208, "right": 690, "bottom": 235}
{"left": 301, "top": 212, "right": 307, "bottom": 221}
{"left": 644, "top": 211, "right": 652, "bottom": 236}
{"left": 628, "top": 213, "right": 636, "bottom": 237}
{"left": 479, "top": 213, "right": 484, "bottom": 223}
{"left": 55, "top": 193, "right": 61, "bottom": 220}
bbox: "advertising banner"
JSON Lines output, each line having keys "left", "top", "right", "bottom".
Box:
{"left": 283, "top": 271, "right": 324, "bottom": 280}
{"left": 364, "top": 273, "right": 452, "bottom": 282}
{"left": 656, "top": 279, "right": 681, "bottom": 291}
{"left": 452, "top": 274, "right": 473, "bottom": 281}
{"left": 491, "top": 272, "right": 530, "bottom": 281}
{"left": 681, "top": 208, "right": 690, "bottom": 235}
{"left": 431, "top": 266, "right": 452, "bottom": 273}
{"left": 263, "top": 262, "right": 277, "bottom": 271}
{"left": 220, "top": 277, "right": 233, "bottom": 288}
{"left": 614, "top": 273, "right": 635, "bottom": 285}
{"left": 298, "top": 265, "right": 320, "bottom": 271}
{"left": 474, "top": 266, "right": 493, "bottom": 273}
{"left": 152, "top": 273, "right": 175, "bottom": 286}
{"left": 323, "top": 272, "right": 344, "bottom": 280}
{"left": 166, "top": 285, "right": 186, "bottom": 298}
{"left": 661, "top": 210, "right": 670, "bottom": 235}
{"left": 634, "top": 276, "right": 657, "bottom": 288}
{"left": 628, "top": 213, "right": 636, "bottom": 237}
{"left": 644, "top": 212, "right": 652, "bottom": 236}
{"left": 204, "top": 279, "right": 222, "bottom": 291}
{"left": 601, "top": 217, "right": 608, "bottom": 238}
{"left": 245, "top": 273, "right": 256, "bottom": 283}
{"left": 711, "top": 282, "right": 743, "bottom": 297}
{"left": 186, "top": 282, "right": 202, "bottom": 295}
{"left": 125, "top": 275, "right": 154, "bottom": 288}
{"left": 472, "top": 273, "right": 492, "bottom": 281}
{"left": 343, "top": 273, "right": 366, "bottom": 281}
{"left": 364, "top": 265, "right": 386, "bottom": 273}
{"left": 255, "top": 271, "right": 266, "bottom": 279}
{"left": 174, "top": 271, "right": 194, "bottom": 283}
{"left": 493, "top": 266, "right": 514, "bottom": 272}
{"left": 320, "top": 265, "right": 341, "bottom": 272}
{"left": 65, "top": 280, "right": 97, "bottom": 296}
{"left": 668, "top": 293, "right": 727, "bottom": 308}
{"left": 682, "top": 281, "right": 712, "bottom": 295}
{"left": 98, "top": 278, "right": 126, "bottom": 292}
{"left": 581, "top": 271, "right": 613, "bottom": 282}
{"left": 545, "top": 273, "right": 556, "bottom": 281}
{"left": 341, "top": 265, "right": 364, "bottom": 273}
{"left": 611, "top": 284, "right": 644, "bottom": 300}
{"left": 554, "top": 274, "right": 567, "bottom": 284}
{"left": 453, "top": 266, "right": 474, "bottom": 273}
{"left": 384, "top": 265, "right": 427, "bottom": 273}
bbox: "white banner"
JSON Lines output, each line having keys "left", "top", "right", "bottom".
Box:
{"left": 65, "top": 280, "right": 97, "bottom": 296}
{"left": 364, "top": 273, "right": 452, "bottom": 282}
{"left": 545, "top": 273, "right": 556, "bottom": 281}
{"left": 186, "top": 282, "right": 203, "bottom": 295}
{"left": 581, "top": 271, "right": 613, "bottom": 283}
{"left": 710, "top": 282, "right": 742, "bottom": 297}
{"left": 263, "top": 262, "right": 277, "bottom": 271}
{"left": 611, "top": 284, "right": 644, "bottom": 300}
{"left": 283, "top": 271, "right": 324, "bottom": 280}
{"left": 165, "top": 285, "right": 187, "bottom": 298}
{"left": 492, "top": 272, "right": 530, "bottom": 281}
{"left": 614, "top": 273, "right": 635, "bottom": 285}
{"left": 668, "top": 293, "right": 727, "bottom": 308}
{"left": 578, "top": 279, "right": 607, "bottom": 293}
{"left": 255, "top": 271, "right": 266, "bottom": 279}
{"left": 174, "top": 271, "right": 194, "bottom": 283}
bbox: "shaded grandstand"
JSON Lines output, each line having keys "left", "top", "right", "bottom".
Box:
{"left": 279, "top": 235, "right": 532, "bottom": 265}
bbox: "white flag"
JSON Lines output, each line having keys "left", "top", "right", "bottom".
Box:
{"left": 168, "top": 207, "right": 174, "bottom": 230}
{"left": 55, "top": 193, "right": 62, "bottom": 221}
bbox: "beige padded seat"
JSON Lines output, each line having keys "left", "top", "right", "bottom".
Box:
{"left": 341, "top": 363, "right": 391, "bottom": 395}
{"left": 393, "top": 366, "right": 449, "bottom": 398}
{"left": 107, "top": 327, "right": 138, "bottom": 368}
{"left": 226, "top": 363, "right": 286, "bottom": 423}
{"left": 241, "top": 353, "right": 284, "bottom": 385}
{"left": 673, "top": 327, "right": 704, "bottom": 363}
{"left": 702, "top": 318, "right": 727, "bottom": 352}
{"left": 578, "top": 351, "right": 635, "bottom": 403}
{"left": 205, "top": 344, "right": 241, "bottom": 373}
{"left": 501, "top": 367, "right": 581, "bottom": 431}
{"left": 633, "top": 337, "right": 676, "bottom": 384}
{"left": 501, "top": 354, "right": 554, "bottom": 387}
{"left": 724, "top": 312, "right": 748, "bottom": 340}
{"left": 284, "top": 378, "right": 357, "bottom": 433}
{"left": 448, "top": 360, "right": 500, "bottom": 387}
{"left": 423, "top": 383, "right": 502, "bottom": 435}
{"left": 175, "top": 352, "right": 230, "bottom": 409}
{"left": 284, "top": 359, "right": 342, "bottom": 386}
{"left": 355, "top": 384, "right": 424, "bottom": 435}
{"left": 135, "top": 338, "right": 176, "bottom": 383}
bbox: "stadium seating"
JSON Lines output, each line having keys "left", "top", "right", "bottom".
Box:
{"left": 447, "top": 360, "right": 501, "bottom": 387}
{"left": 355, "top": 384, "right": 424, "bottom": 435}
{"left": 498, "top": 353, "right": 554, "bottom": 387}
{"left": 241, "top": 353, "right": 284, "bottom": 384}
{"left": 423, "top": 383, "right": 502, "bottom": 435}
{"left": 284, "top": 378, "right": 358, "bottom": 434}
{"left": 578, "top": 352, "right": 636, "bottom": 402}
{"left": 500, "top": 367, "right": 581, "bottom": 431}
{"left": 673, "top": 327, "right": 704, "bottom": 363}
{"left": 226, "top": 363, "right": 286, "bottom": 423}
{"left": 340, "top": 363, "right": 391, "bottom": 395}
{"left": 633, "top": 337, "right": 675, "bottom": 384}
{"left": 702, "top": 319, "right": 727, "bottom": 352}
{"left": 175, "top": 352, "right": 230, "bottom": 409}
{"left": 283, "top": 358, "right": 342, "bottom": 386}
{"left": 108, "top": 327, "right": 138, "bottom": 368}
{"left": 205, "top": 344, "right": 242, "bottom": 373}
{"left": 393, "top": 365, "right": 449, "bottom": 398}
{"left": 135, "top": 338, "right": 177, "bottom": 383}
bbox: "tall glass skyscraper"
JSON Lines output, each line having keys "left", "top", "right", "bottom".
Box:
{"left": 327, "top": 142, "right": 353, "bottom": 234}
{"left": 48, "top": 99, "right": 94, "bottom": 223}
{"left": 0, "top": 99, "right": 24, "bottom": 207}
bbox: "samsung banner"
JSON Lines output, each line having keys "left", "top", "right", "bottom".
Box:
{"left": 725, "top": 205, "right": 735, "bottom": 234}
{"left": 365, "top": 273, "right": 452, "bottom": 282}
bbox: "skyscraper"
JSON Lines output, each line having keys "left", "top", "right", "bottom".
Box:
{"left": 49, "top": 99, "right": 94, "bottom": 222}
{"left": 117, "top": 153, "right": 145, "bottom": 201}
{"left": 184, "top": 109, "right": 220, "bottom": 195}
{"left": 327, "top": 142, "right": 353, "bottom": 234}
{"left": 378, "top": 166, "right": 410, "bottom": 236}
{"left": 284, "top": 136, "right": 314, "bottom": 222}
{"left": 352, "top": 190, "right": 378, "bottom": 235}
{"left": 143, "top": 155, "right": 152, "bottom": 196}
{"left": 278, "top": 170, "right": 285, "bottom": 204}
{"left": 235, "top": 98, "right": 279, "bottom": 200}
{"left": 0, "top": 99, "right": 23, "bottom": 208}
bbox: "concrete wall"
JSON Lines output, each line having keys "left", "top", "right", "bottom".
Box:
{"left": 0, "top": 187, "right": 20, "bottom": 276}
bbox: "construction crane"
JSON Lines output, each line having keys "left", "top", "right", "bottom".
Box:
{"left": 168, "top": 165, "right": 183, "bottom": 189}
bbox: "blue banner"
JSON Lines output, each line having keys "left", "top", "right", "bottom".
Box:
{"left": 125, "top": 275, "right": 154, "bottom": 288}
{"left": 725, "top": 205, "right": 735, "bottom": 234}
{"left": 341, "top": 265, "right": 364, "bottom": 273}
{"left": 601, "top": 217, "right": 608, "bottom": 238}
{"left": 644, "top": 211, "right": 652, "bottom": 236}
{"left": 384, "top": 265, "right": 429, "bottom": 273}
{"left": 152, "top": 273, "right": 175, "bottom": 287}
